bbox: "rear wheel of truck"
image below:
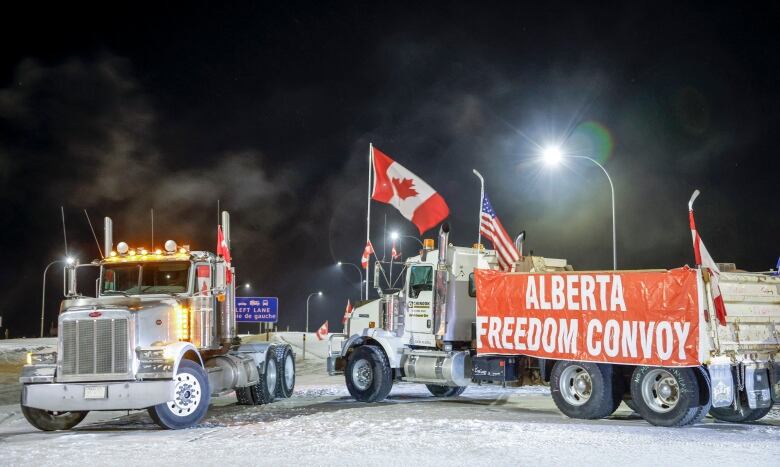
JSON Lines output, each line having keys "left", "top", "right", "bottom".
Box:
{"left": 426, "top": 384, "right": 467, "bottom": 397}
{"left": 250, "top": 351, "right": 278, "bottom": 405}
{"left": 710, "top": 396, "right": 772, "bottom": 423}
{"left": 630, "top": 366, "right": 701, "bottom": 427}
{"left": 550, "top": 361, "right": 617, "bottom": 419}
{"left": 275, "top": 345, "right": 296, "bottom": 398}
{"left": 345, "top": 345, "right": 393, "bottom": 402}
{"left": 148, "top": 359, "right": 210, "bottom": 430}
{"left": 20, "top": 402, "right": 88, "bottom": 431}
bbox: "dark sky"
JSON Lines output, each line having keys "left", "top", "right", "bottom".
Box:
{"left": 1, "top": 1, "right": 779, "bottom": 336}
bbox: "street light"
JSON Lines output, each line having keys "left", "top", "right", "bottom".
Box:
{"left": 337, "top": 262, "right": 363, "bottom": 300}
{"left": 244, "top": 283, "right": 251, "bottom": 290}
{"left": 542, "top": 145, "right": 617, "bottom": 270}
{"left": 41, "top": 257, "right": 75, "bottom": 338}
{"left": 305, "top": 291, "right": 323, "bottom": 333}
{"left": 389, "top": 231, "right": 424, "bottom": 247}
{"left": 303, "top": 290, "right": 323, "bottom": 360}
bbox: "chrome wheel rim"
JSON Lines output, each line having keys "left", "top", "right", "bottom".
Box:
{"left": 167, "top": 372, "right": 202, "bottom": 417}
{"left": 641, "top": 369, "right": 680, "bottom": 413}
{"left": 352, "top": 359, "right": 373, "bottom": 391}
{"left": 266, "top": 358, "right": 277, "bottom": 394}
{"left": 284, "top": 354, "right": 294, "bottom": 388}
{"left": 559, "top": 364, "right": 592, "bottom": 406}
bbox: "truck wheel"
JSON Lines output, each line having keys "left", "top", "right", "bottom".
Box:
{"left": 426, "top": 384, "right": 467, "bottom": 397}
{"left": 148, "top": 359, "right": 210, "bottom": 430}
{"left": 710, "top": 397, "right": 772, "bottom": 423}
{"left": 345, "top": 345, "right": 393, "bottom": 402}
{"left": 275, "top": 345, "right": 296, "bottom": 398}
{"left": 630, "top": 366, "right": 701, "bottom": 427}
{"left": 235, "top": 386, "right": 254, "bottom": 405}
{"left": 20, "top": 403, "right": 88, "bottom": 431}
{"left": 250, "top": 351, "right": 278, "bottom": 405}
{"left": 550, "top": 360, "right": 617, "bottom": 419}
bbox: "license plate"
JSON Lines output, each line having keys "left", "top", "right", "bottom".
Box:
{"left": 84, "top": 385, "right": 107, "bottom": 399}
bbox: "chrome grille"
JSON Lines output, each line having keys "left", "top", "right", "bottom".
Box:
{"left": 61, "top": 318, "right": 129, "bottom": 376}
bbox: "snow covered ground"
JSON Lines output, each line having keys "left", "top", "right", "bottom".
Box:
{"left": 0, "top": 335, "right": 778, "bottom": 466}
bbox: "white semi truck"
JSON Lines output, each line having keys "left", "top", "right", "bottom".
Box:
{"left": 21, "top": 212, "right": 296, "bottom": 430}
{"left": 328, "top": 224, "right": 780, "bottom": 427}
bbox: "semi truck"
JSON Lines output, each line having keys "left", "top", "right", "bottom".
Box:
{"left": 20, "top": 212, "right": 296, "bottom": 430}
{"left": 328, "top": 223, "right": 780, "bottom": 427}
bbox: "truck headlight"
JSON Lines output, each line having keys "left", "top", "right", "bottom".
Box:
{"left": 27, "top": 352, "right": 56, "bottom": 365}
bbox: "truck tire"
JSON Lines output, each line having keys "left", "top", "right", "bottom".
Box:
{"left": 630, "top": 366, "right": 701, "bottom": 427}
{"left": 426, "top": 384, "right": 467, "bottom": 397}
{"left": 550, "top": 360, "right": 617, "bottom": 420}
{"left": 345, "top": 345, "right": 393, "bottom": 402}
{"left": 275, "top": 345, "right": 296, "bottom": 398}
{"left": 684, "top": 366, "right": 712, "bottom": 426}
{"left": 250, "top": 351, "right": 278, "bottom": 405}
{"left": 235, "top": 386, "right": 254, "bottom": 405}
{"left": 148, "top": 359, "right": 210, "bottom": 429}
{"left": 20, "top": 402, "right": 88, "bottom": 431}
{"left": 710, "top": 396, "right": 772, "bottom": 423}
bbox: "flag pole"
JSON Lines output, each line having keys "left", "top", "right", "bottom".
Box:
{"left": 366, "top": 143, "right": 374, "bottom": 300}
{"left": 472, "top": 169, "right": 485, "bottom": 262}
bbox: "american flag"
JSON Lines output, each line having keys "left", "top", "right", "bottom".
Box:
{"left": 480, "top": 194, "right": 520, "bottom": 271}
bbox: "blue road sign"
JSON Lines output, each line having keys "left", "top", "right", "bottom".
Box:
{"left": 235, "top": 297, "right": 278, "bottom": 323}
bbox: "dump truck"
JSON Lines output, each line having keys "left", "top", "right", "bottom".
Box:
{"left": 328, "top": 223, "right": 780, "bottom": 427}
{"left": 20, "top": 212, "right": 295, "bottom": 430}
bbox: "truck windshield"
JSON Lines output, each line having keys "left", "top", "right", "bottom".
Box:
{"left": 102, "top": 262, "right": 190, "bottom": 295}
{"left": 408, "top": 265, "right": 433, "bottom": 298}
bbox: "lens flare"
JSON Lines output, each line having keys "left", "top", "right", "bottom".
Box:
{"left": 570, "top": 121, "right": 614, "bottom": 164}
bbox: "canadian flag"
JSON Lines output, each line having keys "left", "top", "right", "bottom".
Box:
{"left": 372, "top": 147, "right": 449, "bottom": 234}
{"left": 391, "top": 240, "right": 400, "bottom": 260}
{"left": 361, "top": 241, "right": 374, "bottom": 269}
{"left": 315, "top": 320, "right": 329, "bottom": 340}
{"left": 217, "top": 225, "right": 232, "bottom": 283}
{"left": 689, "top": 192, "right": 727, "bottom": 326}
{"left": 342, "top": 299, "right": 353, "bottom": 325}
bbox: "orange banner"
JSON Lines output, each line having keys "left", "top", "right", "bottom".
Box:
{"left": 475, "top": 268, "right": 701, "bottom": 366}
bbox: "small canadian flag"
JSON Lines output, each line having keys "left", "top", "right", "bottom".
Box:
{"left": 315, "top": 320, "right": 329, "bottom": 340}
{"left": 391, "top": 240, "right": 400, "bottom": 260}
{"left": 342, "top": 299, "right": 353, "bottom": 325}
{"left": 361, "top": 241, "right": 374, "bottom": 269}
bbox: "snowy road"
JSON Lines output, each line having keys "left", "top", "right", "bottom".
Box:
{"left": 1, "top": 338, "right": 779, "bottom": 466}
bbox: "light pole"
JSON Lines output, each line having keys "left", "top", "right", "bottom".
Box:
{"left": 303, "top": 291, "right": 322, "bottom": 360}
{"left": 41, "top": 257, "right": 75, "bottom": 338}
{"left": 543, "top": 146, "right": 617, "bottom": 270}
{"left": 390, "top": 231, "right": 424, "bottom": 248}
{"left": 337, "top": 262, "right": 363, "bottom": 300}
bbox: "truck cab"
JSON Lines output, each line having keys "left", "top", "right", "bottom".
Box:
{"left": 20, "top": 213, "right": 296, "bottom": 430}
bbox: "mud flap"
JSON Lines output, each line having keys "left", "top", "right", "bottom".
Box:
{"left": 745, "top": 366, "right": 772, "bottom": 409}
{"left": 708, "top": 363, "right": 734, "bottom": 408}
{"left": 768, "top": 363, "right": 780, "bottom": 403}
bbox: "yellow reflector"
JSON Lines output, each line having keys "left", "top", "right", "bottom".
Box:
{"left": 472, "top": 243, "right": 485, "bottom": 251}
{"left": 368, "top": 321, "right": 376, "bottom": 328}
{"left": 423, "top": 239, "right": 435, "bottom": 250}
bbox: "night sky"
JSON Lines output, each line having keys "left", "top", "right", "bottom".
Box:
{"left": 1, "top": 2, "right": 778, "bottom": 336}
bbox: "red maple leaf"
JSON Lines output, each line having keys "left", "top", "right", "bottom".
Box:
{"left": 391, "top": 177, "right": 419, "bottom": 200}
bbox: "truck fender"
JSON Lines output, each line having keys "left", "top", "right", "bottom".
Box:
{"left": 237, "top": 343, "right": 278, "bottom": 373}
{"left": 164, "top": 342, "right": 204, "bottom": 375}
{"left": 341, "top": 335, "right": 400, "bottom": 368}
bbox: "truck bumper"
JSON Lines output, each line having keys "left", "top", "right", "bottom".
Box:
{"left": 22, "top": 380, "right": 175, "bottom": 412}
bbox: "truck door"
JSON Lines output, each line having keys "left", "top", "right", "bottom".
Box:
{"left": 405, "top": 264, "right": 434, "bottom": 334}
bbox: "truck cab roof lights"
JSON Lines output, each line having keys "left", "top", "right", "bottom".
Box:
{"left": 164, "top": 240, "right": 177, "bottom": 253}
{"left": 117, "top": 242, "right": 129, "bottom": 255}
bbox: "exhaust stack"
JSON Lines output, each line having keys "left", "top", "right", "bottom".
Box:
{"left": 218, "top": 211, "right": 237, "bottom": 345}
{"left": 104, "top": 217, "right": 113, "bottom": 256}
{"left": 433, "top": 223, "right": 450, "bottom": 337}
